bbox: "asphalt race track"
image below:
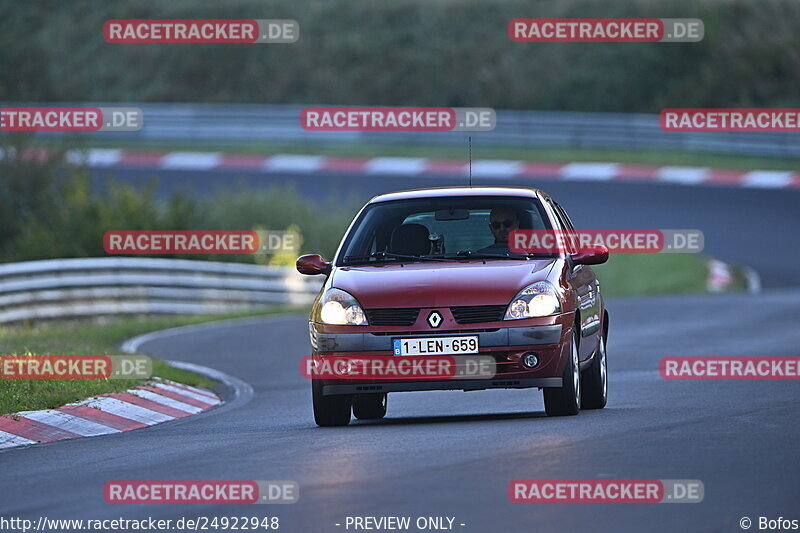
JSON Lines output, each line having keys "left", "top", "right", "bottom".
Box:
{"left": 2, "top": 294, "right": 800, "bottom": 532}
{"left": 3, "top": 173, "right": 799, "bottom": 533}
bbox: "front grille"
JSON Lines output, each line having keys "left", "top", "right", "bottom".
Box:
{"left": 450, "top": 305, "right": 507, "bottom": 324}
{"left": 365, "top": 308, "right": 420, "bottom": 326}
{"left": 369, "top": 328, "right": 499, "bottom": 336}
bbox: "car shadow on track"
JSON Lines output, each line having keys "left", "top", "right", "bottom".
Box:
{"left": 350, "top": 410, "right": 549, "bottom": 427}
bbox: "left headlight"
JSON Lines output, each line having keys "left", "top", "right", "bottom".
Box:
{"left": 317, "top": 288, "right": 368, "bottom": 325}
{"left": 504, "top": 281, "right": 561, "bottom": 320}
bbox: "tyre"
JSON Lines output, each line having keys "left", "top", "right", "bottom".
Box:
{"left": 352, "top": 393, "right": 387, "bottom": 420}
{"left": 312, "top": 379, "right": 352, "bottom": 427}
{"left": 580, "top": 334, "right": 608, "bottom": 410}
{"left": 543, "top": 329, "right": 581, "bottom": 416}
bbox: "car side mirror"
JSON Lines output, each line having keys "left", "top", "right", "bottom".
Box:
{"left": 296, "top": 254, "right": 332, "bottom": 275}
{"left": 571, "top": 245, "right": 609, "bottom": 266}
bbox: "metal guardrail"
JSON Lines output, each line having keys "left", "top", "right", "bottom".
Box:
{"left": 0, "top": 257, "right": 322, "bottom": 324}
{"left": 24, "top": 103, "right": 800, "bottom": 159}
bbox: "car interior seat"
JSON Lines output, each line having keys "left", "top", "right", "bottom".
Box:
{"left": 389, "top": 223, "right": 431, "bottom": 256}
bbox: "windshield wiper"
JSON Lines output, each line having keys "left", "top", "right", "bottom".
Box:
{"left": 343, "top": 250, "right": 534, "bottom": 265}
{"left": 342, "top": 254, "right": 385, "bottom": 264}
{"left": 450, "top": 250, "right": 536, "bottom": 260}
{"left": 370, "top": 251, "right": 449, "bottom": 262}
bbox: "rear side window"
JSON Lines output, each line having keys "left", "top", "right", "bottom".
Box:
{"left": 554, "top": 202, "right": 577, "bottom": 231}
{"left": 545, "top": 198, "right": 578, "bottom": 254}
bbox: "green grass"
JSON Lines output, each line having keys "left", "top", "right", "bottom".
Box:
{"left": 0, "top": 308, "right": 305, "bottom": 415}
{"left": 595, "top": 253, "right": 746, "bottom": 298}
{"left": 64, "top": 139, "right": 800, "bottom": 172}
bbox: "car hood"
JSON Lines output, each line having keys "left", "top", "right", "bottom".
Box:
{"left": 331, "top": 259, "right": 556, "bottom": 308}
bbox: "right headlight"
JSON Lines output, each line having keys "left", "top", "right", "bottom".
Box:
{"left": 504, "top": 281, "right": 562, "bottom": 320}
{"left": 316, "top": 288, "right": 368, "bottom": 326}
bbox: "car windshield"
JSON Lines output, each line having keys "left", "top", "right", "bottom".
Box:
{"left": 337, "top": 195, "right": 555, "bottom": 266}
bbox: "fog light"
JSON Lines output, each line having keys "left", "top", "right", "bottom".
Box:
{"left": 522, "top": 353, "right": 539, "bottom": 369}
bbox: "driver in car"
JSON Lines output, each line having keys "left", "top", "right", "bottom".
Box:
{"left": 478, "top": 206, "right": 520, "bottom": 253}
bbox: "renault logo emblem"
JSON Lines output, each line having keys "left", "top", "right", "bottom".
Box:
{"left": 427, "top": 311, "right": 443, "bottom": 328}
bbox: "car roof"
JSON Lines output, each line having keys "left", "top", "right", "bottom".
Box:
{"left": 367, "top": 186, "right": 550, "bottom": 204}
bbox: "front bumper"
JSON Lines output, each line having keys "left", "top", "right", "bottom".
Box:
{"left": 312, "top": 324, "right": 562, "bottom": 352}
{"left": 323, "top": 377, "right": 563, "bottom": 395}
{"left": 310, "top": 321, "right": 571, "bottom": 395}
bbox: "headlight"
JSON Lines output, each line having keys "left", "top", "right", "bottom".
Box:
{"left": 317, "top": 288, "right": 368, "bottom": 325}
{"left": 504, "top": 281, "right": 561, "bottom": 320}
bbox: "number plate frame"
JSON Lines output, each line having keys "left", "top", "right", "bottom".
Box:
{"left": 392, "top": 336, "right": 479, "bottom": 356}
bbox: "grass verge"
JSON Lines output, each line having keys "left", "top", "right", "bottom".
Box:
{"left": 0, "top": 307, "right": 305, "bottom": 415}
{"left": 595, "top": 253, "right": 747, "bottom": 298}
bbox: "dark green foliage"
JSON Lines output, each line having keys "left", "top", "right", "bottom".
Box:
{"left": 0, "top": 137, "right": 355, "bottom": 262}
{"left": 1, "top": 0, "right": 797, "bottom": 112}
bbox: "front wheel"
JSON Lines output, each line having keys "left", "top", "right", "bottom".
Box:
{"left": 312, "top": 379, "right": 352, "bottom": 427}
{"left": 580, "top": 334, "right": 608, "bottom": 410}
{"left": 352, "top": 393, "right": 387, "bottom": 420}
{"left": 543, "top": 329, "right": 581, "bottom": 416}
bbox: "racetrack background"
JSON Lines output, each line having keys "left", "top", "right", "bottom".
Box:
{"left": 2, "top": 1, "right": 799, "bottom": 531}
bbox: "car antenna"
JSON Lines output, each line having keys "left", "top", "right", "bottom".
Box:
{"left": 468, "top": 136, "right": 472, "bottom": 188}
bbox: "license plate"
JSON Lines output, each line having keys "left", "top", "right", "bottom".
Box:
{"left": 393, "top": 336, "right": 479, "bottom": 356}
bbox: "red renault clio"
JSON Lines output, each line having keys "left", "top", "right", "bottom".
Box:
{"left": 297, "top": 187, "right": 609, "bottom": 426}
